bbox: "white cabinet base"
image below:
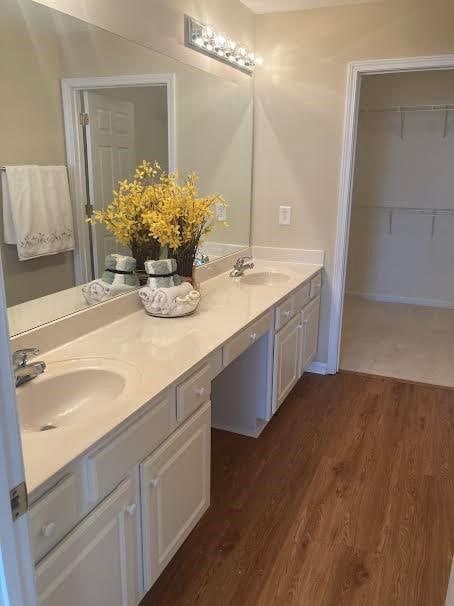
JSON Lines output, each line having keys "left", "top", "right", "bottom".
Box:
{"left": 36, "top": 476, "right": 140, "bottom": 606}
{"left": 141, "top": 402, "right": 211, "bottom": 591}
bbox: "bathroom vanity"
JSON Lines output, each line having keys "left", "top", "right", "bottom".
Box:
{"left": 15, "top": 260, "right": 322, "bottom": 605}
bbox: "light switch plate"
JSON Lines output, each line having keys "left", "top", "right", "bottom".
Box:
{"left": 279, "top": 205, "right": 292, "bottom": 225}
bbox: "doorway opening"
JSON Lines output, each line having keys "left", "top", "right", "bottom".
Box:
{"left": 62, "top": 74, "right": 176, "bottom": 283}
{"left": 327, "top": 55, "right": 454, "bottom": 387}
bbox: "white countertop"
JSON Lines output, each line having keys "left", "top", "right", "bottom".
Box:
{"left": 21, "top": 260, "right": 321, "bottom": 495}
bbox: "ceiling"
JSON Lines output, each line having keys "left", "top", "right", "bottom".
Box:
{"left": 240, "top": 0, "right": 382, "bottom": 14}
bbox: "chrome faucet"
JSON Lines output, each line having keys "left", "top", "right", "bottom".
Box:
{"left": 229, "top": 256, "right": 255, "bottom": 278}
{"left": 12, "top": 348, "right": 46, "bottom": 387}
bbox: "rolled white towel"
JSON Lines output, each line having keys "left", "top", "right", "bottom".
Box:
{"left": 82, "top": 280, "right": 136, "bottom": 305}
{"left": 174, "top": 290, "right": 201, "bottom": 315}
{"left": 154, "top": 282, "right": 193, "bottom": 313}
{"left": 151, "top": 291, "right": 169, "bottom": 312}
{"left": 139, "top": 286, "right": 158, "bottom": 305}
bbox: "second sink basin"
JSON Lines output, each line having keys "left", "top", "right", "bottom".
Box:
{"left": 17, "top": 357, "right": 141, "bottom": 433}
{"left": 240, "top": 271, "right": 290, "bottom": 286}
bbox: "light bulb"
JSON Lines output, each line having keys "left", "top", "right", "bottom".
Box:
{"left": 214, "top": 32, "right": 227, "bottom": 48}
{"left": 202, "top": 25, "right": 215, "bottom": 41}
{"left": 227, "top": 38, "right": 237, "bottom": 51}
{"left": 238, "top": 47, "right": 247, "bottom": 58}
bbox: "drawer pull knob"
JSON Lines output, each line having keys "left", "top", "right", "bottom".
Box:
{"left": 284, "top": 310, "right": 291, "bottom": 318}
{"left": 126, "top": 504, "right": 137, "bottom": 517}
{"left": 41, "top": 523, "right": 56, "bottom": 538}
{"left": 195, "top": 387, "right": 205, "bottom": 397}
{"left": 250, "top": 332, "right": 257, "bottom": 342}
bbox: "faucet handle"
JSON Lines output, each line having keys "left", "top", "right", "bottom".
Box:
{"left": 235, "top": 256, "right": 253, "bottom": 268}
{"left": 12, "top": 348, "right": 39, "bottom": 368}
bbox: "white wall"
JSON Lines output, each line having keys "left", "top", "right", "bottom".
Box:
{"left": 0, "top": 0, "right": 75, "bottom": 307}
{"left": 253, "top": 1, "right": 454, "bottom": 364}
{"left": 347, "top": 71, "right": 454, "bottom": 307}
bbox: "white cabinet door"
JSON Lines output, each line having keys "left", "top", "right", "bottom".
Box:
{"left": 300, "top": 296, "right": 321, "bottom": 374}
{"left": 36, "top": 477, "right": 140, "bottom": 606}
{"left": 272, "top": 314, "right": 301, "bottom": 414}
{"left": 141, "top": 402, "right": 211, "bottom": 591}
{"left": 84, "top": 91, "right": 136, "bottom": 278}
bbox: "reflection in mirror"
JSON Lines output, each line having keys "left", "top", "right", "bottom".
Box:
{"left": 1, "top": 0, "right": 253, "bottom": 336}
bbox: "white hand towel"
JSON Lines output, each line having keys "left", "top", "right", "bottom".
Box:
{"left": 139, "top": 282, "right": 193, "bottom": 315}
{"left": 2, "top": 165, "right": 75, "bottom": 260}
{"left": 82, "top": 280, "right": 136, "bottom": 305}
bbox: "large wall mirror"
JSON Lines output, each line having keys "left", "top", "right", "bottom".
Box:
{"left": 1, "top": 0, "right": 253, "bottom": 336}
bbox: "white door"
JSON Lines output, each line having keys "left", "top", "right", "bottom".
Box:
{"left": 272, "top": 314, "right": 300, "bottom": 414}
{"left": 84, "top": 91, "right": 136, "bottom": 278}
{"left": 35, "top": 477, "right": 140, "bottom": 606}
{"left": 300, "top": 296, "right": 321, "bottom": 374}
{"left": 141, "top": 402, "right": 211, "bottom": 592}
{"left": 0, "top": 260, "right": 37, "bottom": 606}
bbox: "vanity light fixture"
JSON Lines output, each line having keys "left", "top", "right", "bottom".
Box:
{"left": 184, "top": 15, "right": 262, "bottom": 75}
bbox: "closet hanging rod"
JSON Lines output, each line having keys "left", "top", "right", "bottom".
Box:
{"left": 357, "top": 204, "right": 454, "bottom": 216}
{"left": 360, "top": 104, "right": 454, "bottom": 114}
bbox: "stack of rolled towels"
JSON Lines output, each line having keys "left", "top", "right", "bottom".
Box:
{"left": 82, "top": 254, "right": 139, "bottom": 305}
{"left": 139, "top": 259, "right": 201, "bottom": 317}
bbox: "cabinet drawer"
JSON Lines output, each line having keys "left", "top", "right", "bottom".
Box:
{"left": 293, "top": 282, "right": 311, "bottom": 312}
{"left": 310, "top": 272, "right": 322, "bottom": 299}
{"left": 223, "top": 311, "right": 273, "bottom": 367}
{"left": 275, "top": 295, "right": 295, "bottom": 331}
{"left": 176, "top": 363, "right": 215, "bottom": 425}
{"left": 85, "top": 390, "right": 176, "bottom": 506}
{"left": 30, "top": 474, "right": 79, "bottom": 563}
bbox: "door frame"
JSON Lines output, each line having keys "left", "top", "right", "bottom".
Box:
{"left": 61, "top": 73, "right": 177, "bottom": 284}
{"left": 0, "top": 256, "right": 37, "bottom": 606}
{"left": 326, "top": 54, "right": 454, "bottom": 374}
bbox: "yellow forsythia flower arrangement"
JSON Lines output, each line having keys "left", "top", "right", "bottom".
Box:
{"left": 90, "top": 161, "right": 227, "bottom": 277}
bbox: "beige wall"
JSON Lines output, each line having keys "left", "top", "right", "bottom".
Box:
{"left": 34, "top": 0, "right": 255, "bottom": 84}
{"left": 253, "top": 0, "right": 454, "bottom": 364}
{"left": 0, "top": 0, "right": 75, "bottom": 307}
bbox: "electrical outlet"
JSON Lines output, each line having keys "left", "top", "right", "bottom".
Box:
{"left": 279, "top": 205, "right": 292, "bottom": 225}
{"left": 215, "top": 203, "right": 227, "bottom": 222}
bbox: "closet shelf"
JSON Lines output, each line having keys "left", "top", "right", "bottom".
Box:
{"left": 357, "top": 205, "right": 454, "bottom": 216}
{"left": 360, "top": 104, "right": 454, "bottom": 113}
{"left": 359, "top": 104, "right": 454, "bottom": 140}
{"left": 356, "top": 205, "right": 454, "bottom": 238}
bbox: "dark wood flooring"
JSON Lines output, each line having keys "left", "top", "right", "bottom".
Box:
{"left": 141, "top": 372, "right": 454, "bottom": 606}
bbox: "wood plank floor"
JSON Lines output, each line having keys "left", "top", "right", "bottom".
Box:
{"left": 141, "top": 372, "right": 454, "bottom": 606}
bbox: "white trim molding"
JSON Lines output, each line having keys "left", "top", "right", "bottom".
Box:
{"left": 306, "top": 362, "right": 327, "bottom": 375}
{"left": 61, "top": 73, "right": 177, "bottom": 285}
{"left": 327, "top": 54, "right": 454, "bottom": 375}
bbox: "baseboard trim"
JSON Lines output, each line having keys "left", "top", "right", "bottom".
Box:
{"left": 346, "top": 291, "right": 454, "bottom": 310}
{"left": 307, "top": 362, "right": 328, "bottom": 375}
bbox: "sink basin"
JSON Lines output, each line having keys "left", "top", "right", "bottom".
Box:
{"left": 16, "top": 358, "right": 141, "bottom": 433}
{"left": 240, "top": 271, "right": 290, "bottom": 286}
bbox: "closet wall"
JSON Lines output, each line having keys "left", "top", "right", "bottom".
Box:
{"left": 347, "top": 70, "right": 454, "bottom": 308}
